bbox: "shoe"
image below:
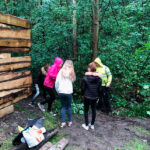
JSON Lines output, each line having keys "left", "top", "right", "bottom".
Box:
{"left": 60, "top": 122, "right": 66, "bottom": 128}
{"left": 49, "top": 111, "right": 56, "bottom": 116}
{"left": 68, "top": 122, "right": 72, "bottom": 127}
{"left": 90, "top": 125, "right": 95, "bottom": 130}
{"left": 88, "top": 124, "right": 94, "bottom": 130}
{"left": 82, "top": 124, "right": 89, "bottom": 130}
{"left": 38, "top": 103, "right": 45, "bottom": 112}
{"left": 28, "top": 102, "right": 35, "bottom": 107}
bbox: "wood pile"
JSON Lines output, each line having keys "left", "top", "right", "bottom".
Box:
{"left": 0, "top": 12, "right": 32, "bottom": 118}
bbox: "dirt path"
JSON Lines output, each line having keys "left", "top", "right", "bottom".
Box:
{"left": 62, "top": 113, "right": 150, "bottom": 150}
{"left": 0, "top": 98, "right": 150, "bottom": 150}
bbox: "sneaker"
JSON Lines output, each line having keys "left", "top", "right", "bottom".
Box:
{"left": 49, "top": 111, "right": 56, "bottom": 116}
{"left": 68, "top": 122, "right": 72, "bottom": 127}
{"left": 28, "top": 102, "right": 35, "bottom": 107}
{"left": 90, "top": 125, "right": 95, "bottom": 130}
{"left": 38, "top": 103, "right": 45, "bottom": 112}
{"left": 82, "top": 124, "right": 89, "bottom": 130}
{"left": 60, "top": 122, "right": 66, "bottom": 128}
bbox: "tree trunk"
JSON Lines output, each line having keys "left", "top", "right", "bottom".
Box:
{"left": 91, "top": 0, "right": 99, "bottom": 61}
{"left": 73, "top": 0, "right": 78, "bottom": 60}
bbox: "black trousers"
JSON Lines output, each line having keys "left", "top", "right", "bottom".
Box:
{"left": 98, "top": 86, "right": 112, "bottom": 113}
{"left": 40, "top": 86, "right": 56, "bottom": 111}
{"left": 84, "top": 98, "right": 97, "bottom": 126}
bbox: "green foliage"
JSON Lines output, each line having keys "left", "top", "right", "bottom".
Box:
{"left": 115, "top": 139, "right": 150, "bottom": 150}
{"left": 0, "top": 0, "right": 149, "bottom": 117}
{"left": 72, "top": 102, "right": 84, "bottom": 115}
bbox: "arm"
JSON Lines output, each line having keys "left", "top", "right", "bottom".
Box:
{"left": 106, "top": 67, "right": 112, "bottom": 87}
{"left": 85, "top": 72, "right": 102, "bottom": 78}
{"left": 48, "top": 67, "right": 58, "bottom": 80}
{"left": 55, "top": 71, "right": 61, "bottom": 93}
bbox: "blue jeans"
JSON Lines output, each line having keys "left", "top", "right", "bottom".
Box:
{"left": 59, "top": 93, "right": 72, "bottom": 123}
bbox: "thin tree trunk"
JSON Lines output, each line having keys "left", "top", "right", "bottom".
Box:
{"left": 92, "top": 0, "right": 99, "bottom": 61}
{"left": 73, "top": 0, "right": 78, "bottom": 60}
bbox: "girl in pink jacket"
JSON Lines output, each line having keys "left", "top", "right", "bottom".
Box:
{"left": 38, "top": 57, "right": 63, "bottom": 115}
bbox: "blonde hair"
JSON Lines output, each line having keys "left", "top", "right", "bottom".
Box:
{"left": 61, "top": 60, "right": 76, "bottom": 82}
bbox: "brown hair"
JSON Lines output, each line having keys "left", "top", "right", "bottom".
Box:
{"left": 88, "top": 62, "right": 96, "bottom": 72}
{"left": 44, "top": 64, "right": 49, "bottom": 72}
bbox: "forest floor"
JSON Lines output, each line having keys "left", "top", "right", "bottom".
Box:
{"left": 0, "top": 97, "right": 150, "bottom": 150}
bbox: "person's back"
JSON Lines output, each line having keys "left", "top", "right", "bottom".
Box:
{"left": 82, "top": 75, "right": 101, "bottom": 100}
{"left": 81, "top": 62, "right": 101, "bottom": 131}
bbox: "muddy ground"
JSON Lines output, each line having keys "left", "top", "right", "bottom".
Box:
{"left": 0, "top": 98, "right": 150, "bottom": 150}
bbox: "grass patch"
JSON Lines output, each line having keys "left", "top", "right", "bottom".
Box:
{"left": 115, "top": 139, "right": 150, "bottom": 150}
{"left": 130, "top": 126, "right": 150, "bottom": 137}
{"left": 134, "top": 126, "right": 150, "bottom": 136}
{"left": 0, "top": 135, "right": 16, "bottom": 150}
{"left": 14, "top": 104, "right": 26, "bottom": 112}
{"left": 42, "top": 112, "right": 64, "bottom": 144}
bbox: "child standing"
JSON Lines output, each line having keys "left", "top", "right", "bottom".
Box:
{"left": 38, "top": 57, "right": 63, "bottom": 115}
{"left": 81, "top": 62, "right": 101, "bottom": 130}
{"left": 55, "top": 60, "right": 76, "bottom": 128}
{"left": 29, "top": 64, "right": 49, "bottom": 107}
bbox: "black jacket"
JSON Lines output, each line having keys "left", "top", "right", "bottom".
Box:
{"left": 81, "top": 75, "right": 102, "bottom": 100}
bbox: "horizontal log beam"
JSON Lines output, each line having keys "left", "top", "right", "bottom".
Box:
{"left": 0, "top": 56, "right": 31, "bottom": 72}
{"left": 0, "top": 12, "right": 30, "bottom": 28}
{"left": 0, "top": 70, "right": 31, "bottom": 83}
{"left": 0, "top": 74, "right": 32, "bottom": 91}
{"left": 0, "top": 29, "right": 31, "bottom": 39}
{"left": 0, "top": 47, "right": 30, "bottom": 53}
{"left": 0, "top": 39, "right": 32, "bottom": 47}
{"left": 0, "top": 23, "right": 10, "bottom": 28}
{"left": 0, "top": 105, "right": 14, "bottom": 118}
{"left": 0, "top": 89, "right": 31, "bottom": 109}
{"left": 0, "top": 53, "right": 11, "bottom": 58}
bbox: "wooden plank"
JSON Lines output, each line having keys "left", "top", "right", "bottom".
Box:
{"left": 0, "top": 70, "right": 31, "bottom": 83}
{"left": 0, "top": 47, "right": 30, "bottom": 53}
{"left": 0, "top": 29, "right": 31, "bottom": 39}
{"left": 0, "top": 88, "right": 31, "bottom": 105}
{"left": 0, "top": 12, "right": 30, "bottom": 28}
{"left": 0, "top": 39, "right": 32, "bottom": 47}
{"left": 0, "top": 23, "right": 10, "bottom": 28}
{"left": 0, "top": 75, "right": 32, "bottom": 91}
{"left": 48, "top": 138, "right": 69, "bottom": 150}
{"left": 0, "top": 105, "right": 14, "bottom": 118}
{"left": 40, "top": 142, "right": 53, "bottom": 150}
{"left": 0, "top": 90, "right": 31, "bottom": 109}
{"left": 0, "top": 53, "right": 11, "bottom": 58}
{"left": 0, "top": 56, "right": 31, "bottom": 72}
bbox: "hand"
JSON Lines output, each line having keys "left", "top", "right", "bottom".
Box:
{"left": 106, "top": 83, "right": 111, "bottom": 87}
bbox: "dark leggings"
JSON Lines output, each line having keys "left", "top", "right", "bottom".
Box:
{"left": 40, "top": 86, "right": 55, "bottom": 111}
{"left": 98, "top": 87, "right": 112, "bottom": 113}
{"left": 84, "top": 98, "right": 97, "bottom": 126}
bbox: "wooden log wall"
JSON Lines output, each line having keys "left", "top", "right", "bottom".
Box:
{"left": 0, "top": 13, "right": 32, "bottom": 118}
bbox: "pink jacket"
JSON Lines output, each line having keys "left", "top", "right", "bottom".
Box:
{"left": 44, "top": 57, "right": 63, "bottom": 88}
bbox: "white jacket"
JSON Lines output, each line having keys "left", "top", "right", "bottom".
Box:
{"left": 55, "top": 69, "right": 74, "bottom": 94}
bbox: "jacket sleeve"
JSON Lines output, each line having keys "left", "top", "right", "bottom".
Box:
{"left": 48, "top": 67, "right": 57, "bottom": 80}
{"left": 81, "top": 78, "right": 86, "bottom": 96}
{"left": 55, "top": 71, "right": 61, "bottom": 93}
{"left": 106, "top": 67, "right": 112, "bottom": 84}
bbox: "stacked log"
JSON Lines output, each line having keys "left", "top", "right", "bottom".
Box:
{"left": 0, "top": 12, "right": 32, "bottom": 118}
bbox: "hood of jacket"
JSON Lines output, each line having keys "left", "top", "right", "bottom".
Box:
{"left": 94, "top": 57, "right": 103, "bottom": 67}
{"left": 54, "top": 57, "right": 63, "bottom": 67}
